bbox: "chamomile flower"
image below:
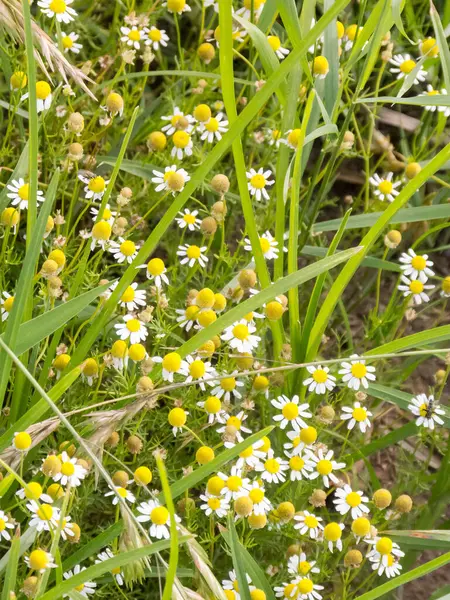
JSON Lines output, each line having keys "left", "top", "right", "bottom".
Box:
{"left": 152, "top": 165, "right": 190, "bottom": 194}
{"left": 25, "top": 550, "right": 57, "bottom": 573}
{"left": 344, "top": 24, "right": 363, "bottom": 50}
{"left": 236, "top": 0, "right": 265, "bottom": 20}
{"left": 284, "top": 430, "right": 309, "bottom": 455}
{"left": 370, "top": 553, "right": 403, "bottom": 578}
{"left": 267, "top": 35, "right": 290, "bottom": 59}
{"left": 90, "top": 203, "right": 116, "bottom": 225}
{"left": 104, "top": 486, "right": 135, "bottom": 505}
{"left": 90, "top": 220, "right": 112, "bottom": 251}
{"left": 246, "top": 168, "right": 275, "bottom": 201}
{"left": 288, "top": 553, "right": 320, "bottom": 577}
{"left": 367, "top": 537, "right": 405, "bottom": 573}
{"left": 341, "top": 402, "right": 373, "bottom": 433}
{"left": 108, "top": 281, "right": 146, "bottom": 311}
{"left": 225, "top": 440, "right": 266, "bottom": 470}
{"left": 16, "top": 481, "right": 53, "bottom": 504}
{"left": 221, "top": 319, "right": 261, "bottom": 354}
{"left": 145, "top": 26, "right": 170, "bottom": 50}
{"left": 210, "top": 372, "right": 244, "bottom": 401}
{"left": 389, "top": 54, "right": 427, "bottom": 83}
{"left": 177, "top": 243, "right": 208, "bottom": 268}
{"left": 184, "top": 355, "right": 216, "bottom": 390}
{"left": 176, "top": 305, "right": 200, "bottom": 332}
{"left": 21, "top": 81, "right": 53, "bottom": 113}
{"left": 217, "top": 411, "right": 252, "bottom": 442}
{"left": 164, "top": 0, "right": 192, "bottom": 13}
{"left": 6, "top": 178, "right": 45, "bottom": 210}
{"left": 0, "top": 511, "right": 15, "bottom": 541}
{"left": 120, "top": 25, "right": 147, "bottom": 49}
{"left": 108, "top": 238, "right": 139, "bottom": 264}
{"left": 53, "top": 452, "right": 87, "bottom": 487}
{"left": 244, "top": 231, "right": 281, "bottom": 260}
{"left": 200, "top": 494, "right": 229, "bottom": 517}
{"left": 286, "top": 450, "right": 315, "bottom": 482}
{"left": 140, "top": 258, "right": 169, "bottom": 288}
{"left": 38, "top": 0, "right": 77, "bottom": 23}
{"left": 294, "top": 510, "right": 324, "bottom": 539}
{"left": 171, "top": 130, "right": 193, "bottom": 159}
{"left": 161, "top": 107, "right": 194, "bottom": 136}
{"left": 136, "top": 499, "right": 180, "bottom": 539}
{"left": 1, "top": 292, "right": 14, "bottom": 321}
{"left": 398, "top": 276, "right": 434, "bottom": 305}
{"left": 153, "top": 352, "right": 189, "bottom": 382}
{"left": 303, "top": 365, "right": 336, "bottom": 395}
{"left": 309, "top": 449, "right": 346, "bottom": 488}
{"left": 271, "top": 394, "right": 312, "bottom": 430}
{"left": 175, "top": 208, "right": 201, "bottom": 231}
{"left": 114, "top": 314, "right": 148, "bottom": 344}
{"left": 333, "top": 485, "right": 370, "bottom": 519}
{"left": 79, "top": 174, "right": 109, "bottom": 201}
{"left": 168, "top": 407, "right": 189, "bottom": 436}
{"left": 339, "top": 354, "right": 376, "bottom": 390}
{"left": 324, "top": 522, "right": 345, "bottom": 552}
{"left": 60, "top": 31, "right": 82, "bottom": 53}
{"left": 421, "top": 84, "right": 442, "bottom": 112}
{"left": 274, "top": 582, "right": 301, "bottom": 599}
{"left": 369, "top": 172, "right": 401, "bottom": 202}
{"left": 63, "top": 565, "right": 97, "bottom": 597}
{"left": 218, "top": 467, "right": 250, "bottom": 501}
{"left": 408, "top": 393, "right": 445, "bottom": 429}
{"left": 200, "top": 113, "right": 229, "bottom": 143}
{"left": 26, "top": 501, "right": 60, "bottom": 532}
{"left": 197, "top": 395, "right": 226, "bottom": 424}
{"left": 399, "top": 248, "right": 434, "bottom": 282}
{"left": 256, "top": 448, "right": 289, "bottom": 483}
{"left": 95, "top": 549, "right": 124, "bottom": 586}
{"left": 58, "top": 516, "right": 76, "bottom": 541}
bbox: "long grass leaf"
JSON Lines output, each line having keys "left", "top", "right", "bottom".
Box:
{"left": 430, "top": 2, "right": 450, "bottom": 93}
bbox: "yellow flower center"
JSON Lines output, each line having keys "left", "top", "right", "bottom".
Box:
{"left": 92, "top": 221, "right": 111, "bottom": 241}
{"left": 260, "top": 237, "right": 271, "bottom": 253}
{"left": 75, "top": 584, "right": 85, "bottom": 592}
{"left": 126, "top": 318, "right": 141, "bottom": 333}
{"left": 282, "top": 584, "right": 299, "bottom": 599}
{"left": 150, "top": 28, "right": 162, "bottom": 41}
{"left": 352, "top": 407, "right": 367, "bottom": 422}
{"left": 173, "top": 130, "right": 190, "bottom": 148}
{"left": 168, "top": 407, "right": 187, "bottom": 427}
{"left": 378, "top": 180, "right": 393, "bottom": 195}
{"left": 267, "top": 35, "right": 281, "bottom": 51}
{"left": 167, "top": 0, "right": 186, "bottom": 11}
{"left": 312, "top": 369, "right": 328, "bottom": 383}
{"left": 163, "top": 169, "right": 175, "bottom": 181}
{"left": 411, "top": 255, "right": 427, "bottom": 271}
{"left": 14, "top": 432, "right": 32, "bottom": 450}
{"left": 287, "top": 129, "right": 301, "bottom": 147}
{"left": 305, "top": 515, "right": 319, "bottom": 529}
{"left": 289, "top": 456, "right": 305, "bottom": 471}
{"left": 409, "top": 280, "right": 424, "bottom": 294}
{"left": 121, "top": 286, "right": 136, "bottom": 303}
{"left": 183, "top": 213, "right": 197, "bottom": 224}
{"left": 189, "top": 360, "right": 206, "bottom": 379}
{"left": 297, "top": 579, "right": 313, "bottom": 594}
{"left": 351, "top": 363, "right": 367, "bottom": 378}
{"left": 221, "top": 377, "right": 236, "bottom": 391}
{"left": 37, "top": 504, "right": 54, "bottom": 521}
{"left": 346, "top": 24, "right": 358, "bottom": 41}
{"left": 3, "top": 296, "right": 14, "bottom": 312}
{"left": 0, "top": 519, "right": 5, "bottom": 532}
{"left": 240, "top": 446, "right": 253, "bottom": 458}
{"left": 49, "top": 0, "right": 66, "bottom": 13}
{"left": 282, "top": 402, "right": 299, "bottom": 420}
{"left": 162, "top": 352, "right": 182, "bottom": 372}
{"left": 264, "top": 458, "right": 280, "bottom": 474}
{"left": 427, "top": 89, "right": 440, "bottom": 96}
{"left": 227, "top": 416, "right": 242, "bottom": 430}
{"left": 400, "top": 59, "right": 416, "bottom": 74}
{"left": 421, "top": 37, "right": 438, "bottom": 57}
{"left": 204, "top": 396, "right": 221, "bottom": 413}
{"left": 62, "top": 35, "right": 73, "bottom": 48}
{"left": 24, "top": 482, "right": 42, "bottom": 500}
{"left": 186, "top": 245, "right": 201, "bottom": 259}
{"left": 197, "top": 309, "right": 217, "bottom": 327}
{"left": 352, "top": 517, "right": 371, "bottom": 536}
{"left": 128, "top": 29, "right": 141, "bottom": 41}
{"left": 324, "top": 522, "right": 342, "bottom": 541}
{"left": 88, "top": 176, "right": 106, "bottom": 193}
{"left": 317, "top": 459, "right": 333, "bottom": 475}
{"left": 300, "top": 426, "right": 317, "bottom": 445}
{"left": 147, "top": 258, "right": 165, "bottom": 276}
{"left": 376, "top": 537, "right": 393, "bottom": 555}
{"left": 244, "top": 0, "right": 263, "bottom": 8}
{"left": 119, "top": 240, "right": 136, "bottom": 256}
{"left": 313, "top": 55, "right": 329, "bottom": 75}
{"left": 232, "top": 323, "right": 249, "bottom": 340}
{"left": 61, "top": 462, "right": 75, "bottom": 476}
{"left": 249, "top": 488, "right": 264, "bottom": 503}
{"left": 226, "top": 475, "right": 242, "bottom": 491}
{"left": 205, "top": 117, "right": 219, "bottom": 132}
{"left": 29, "top": 549, "right": 49, "bottom": 571}
{"left": 250, "top": 174, "right": 266, "bottom": 189}
{"left": 299, "top": 561, "right": 311, "bottom": 575}
{"left": 419, "top": 403, "right": 429, "bottom": 417}
{"left": 346, "top": 492, "right": 362, "bottom": 507}
{"left": 207, "top": 497, "right": 221, "bottom": 510}
{"left": 151, "top": 506, "right": 169, "bottom": 525}
{"left": 18, "top": 184, "right": 29, "bottom": 200}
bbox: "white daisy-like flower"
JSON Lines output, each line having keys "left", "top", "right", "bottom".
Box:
{"left": 210, "top": 372, "right": 245, "bottom": 402}
{"left": 343, "top": 24, "right": 362, "bottom": 51}
{"left": 108, "top": 238, "right": 139, "bottom": 264}
{"left": 38, "top": 0, "right": 77, "bottom": 23}
{"left": 26, "top": 500, "right": 60, "bottom": 532}
{"left": 286, "top": 449, "right": 315, "bottom": 482}
{"left": 152, "top": 352, "right": 189, "bottom": 383}
{"left": 144, "top": 26, "right": 170, "bottom": 50}
{"left": 90, "top": 203, "right": 117, "bottom": 225}
{"left": 267, "top": 35, "right": 290, "bottom": 59}
{"left": 163, "top": 0, "right": 191, "bottom": 13}
{"left": 25, "top": 550, "right": 56, "bottom": 573}
{"left": 221, "top": 319, "right": 261, "bottom": 354}
{"left": 1, "top": 292, "right": 14, "bottom": 322}
{"left": 217, "top": 410, "right": 252, "bottom": 442}
{"left": 107, "top": 281, "right": 147, "bottom": 312}
{"left": 199, "top": 112, "right": 229, "bottom": 143}
{"left": 120, "top": 25, "right": 147, "bottom": 49}
{"left": 339, "top": 354, "right": 376, "bottom": 390}
{"left": 238, "top": 481, "right": 272, "bottom": 515}
{"left": 53, "top": 451, "right": 87, "bottom": 487}
{"left": 303, "top": 365, "right": 336, "bottom": 395}
{"left": 421, "top": 84, "right": 443, "bottom": 112}
{"left": 389, "top": 53, "right": 427, "bottom": 84}
{"left": 175, "top": 208, "right": 201, "bottom": 231}
{"left": 288, "top": 552, "right": 320, "bottom": 577}
{"left": 271, "top": 394, "right": 312, "bottom": 430}
{"left": 296, "top": 578, "right": 325, "bottom": 600}
{"left": 176, "top": 305, "right": 200, "bottom": 332}
{"left": 177, "top": 244, "right": 208, "bottom": 268}
{"left": 199, "top": 494, "right": 229, "bottom": 518}
{"left": 60, "top": 31, "right": 82, "bottom": 53}
{"left": 224, "top": 439, "right": 266, "bottom": 470}
{"left": 398, "top": 275, "right": 435, "bottom": 305}
{"left": 308, "top": 448, "right": 346, "bottom": 488}
{"left": 197, "top": 395, "right": 228, "bottom": 424}
{"left": 218, "top": 467, "right": 250, "bottom": 502}
{"left": 236, "top": 0, "right": 265, "bottom": 20}
{"left": 152, "top": 165, "right": 190, "bottom": 194}
{"left": 369, "top": 172, "right": 401, "bottom": 202}
{"left": 161, "top": 107, "right": 194, "bottom": 136}
{"left": 340, "top": 401, "right": 373, "bottom": 433}
{"left": 324, "top": 522, "right": 345, "bottom": 553}
{"left": 255, "top": 448, "right": 289, "bottom": 484}
{"left": 78, "top": 174, "right": 109, "bottom": 201}
{"left": 6, "top": 178, "right": 45, "bottom": 210}
{"left": 184, "top": 355, "right": 216, "bottom": 390}
{"left": 139, "top": 258, "right": 170, "bottom": 289}
{"left": 58, "top": 515, "right": 76, "bottom": 541}
{"left": 367, "top": 537, "right": 405, "bottom": 571}
{"left": 284, "top": 430, "right": 310, "bottom": 455}
{"left": 244, "top": 231, "right": 281, "bottom": 261}
{"left": 136, "top": 499, "right": 180, "bottom": 539}
{"left": 171, "top": 130, "right": 193, "bottom": 159}
{"left": 399, "top": 248, "right": 434, "bottom": 282}
{"left": 21, "top": 82, "right": 53, "bottom": 113}
{"left": 16, "top": 482, "right": 53, "bottom": 504}
{"left": 267, "top": 128, "right": 282, "bottom": 147}
{"left": 104, "top": 486, "right": 135, "bottom": 506}
{"left": 114, "top": 314, "right": 148, "bottom": 345}
{"left": 294, "top": 510, "right": 324, "bottom": 539}
{"left": 369, "top": 553, "right": 403, "bottom": 578}
{"left": 63, "top": 564, "right": 97, "bottom": 597}
{"left": 0, "top": 510, "right": 15, "bottom": 541}
{"left": 408, "top": 393, "right": 445, "bottom": 429}
{"left": 204, "top": 0, "right": 219, "bottom": 11}
{"left": 246, "top": 167, "right": 275, "bottom": 201}
{"left": 333, "top": 484, "right": 370, "bottom": 519}
{"left": 95, "top": 549, "right": 124, "bottom": 586}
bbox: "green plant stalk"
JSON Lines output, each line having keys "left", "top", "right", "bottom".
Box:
{"left": 156, "top": 453, "right": 178, "bottom": 600}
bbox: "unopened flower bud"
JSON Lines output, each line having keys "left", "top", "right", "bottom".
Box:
{"left": 68, "top": 142, "right": 83, "bottom": 161}
{"left": 405, "top": 162, "right": 422, "bottom": 179}
{"left": 67, "top": 112, "right": 84, "bottom": 134}
{"left": 211, "top": 174, "right": 230, "bottom": 195}
{"left": 373, "top": 489, "right": 392, "bottom": 509}
{"left": 344, "top": 549, "right": 363, "bottom": 568}
{"left": 106, "top": 431, "right": 120, "bottom": 447}
{"left": 309, "top": 489, "right": 327, "bottom": 508}
{"left": 395, "top": 494, "right": 413, "bottom": 513}
{"left": 112, "top": 470, "right": 129, "bottom": 487}
{"left": 277, "top": 501, "right": 295, "bottom": 522}
{"left": 42, "top": 455, "right": 62, "bottom": 477}
{"left": 435, "top": 369, "right": 446, "bottom": 385}
{"left": 235, "top": 496, "right": 254, "bottom": 517}
{"left": 127, "top": 435, "right": 143, "bottom": 454}
{"left": 385, "top": 229, "right": 402, "bottom": 249}
{"left": 238, "top": 269, "right": 257, "bottom": 290}
{"left": 200, "top": 216, "right": 217, "bottom": 236}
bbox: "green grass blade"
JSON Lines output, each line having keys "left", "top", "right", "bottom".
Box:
{"left": 384, "top": 530, "right": 450, "bottom": 550}
{"left": 1, "top": 525, "right": 21, "bottom": 600}
{"left": 0, "top": 526, "right": 37, "bottom": 574}
{"left": 257, "top": 0, "right": 278, "bottom": 31}
{"left": 392, "top": 0, "right": 413, "bottom": 42}
{"left": 343, "top": 421, "right": 417, "bottom": 463}
{"left": 356, "top": 95, "right": 450, "bottom": 106}
{"left": 61, "top": 522, "right": 123, "bottom": 572}
{"left": 366, "top": 325, "right": 450, "bottom": 356}
{"left": 430, "top": 1, "right": 450, "bottom": 93}
{"left": 226, "top": 515, "right": 252, "bottom": 600}
{"left": 322, "top": 0, "right": 339, "bottom": 114}
{"left": 353, "top": 551, "right": 450, "bottom": 600}
{"left": 301, "top": 245, "right": 400, "bottom": 271}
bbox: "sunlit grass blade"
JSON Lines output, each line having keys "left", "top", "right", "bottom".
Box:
{"left": 61, "top": 522, "right": 123, "bottom": 573}
{"left": 366, "top": 325, "right": 450, "bottom": 355}
{"left": 226, "top": 514, "right": 251, "bottom": 600}
{"left": 356, "top": 95, "right": 450, "bottom": 106}
{"left": 1, "top": 525, "right": 20, "bottom": 600}
{"left": 342, "top": 422, "right": 417, "bottom": 463}
{"left": 430, "top": 1, "right": 450, "bottom": 92}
